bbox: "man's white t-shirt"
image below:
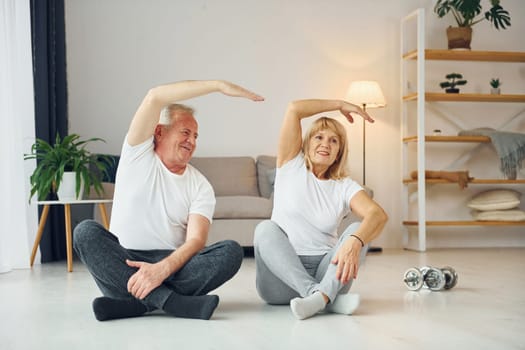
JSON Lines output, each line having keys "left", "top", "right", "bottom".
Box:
{"left": 271, "top": 154, "right": 363, "bottom": 255}
{"left": 109, "top": 136, "right": 215, "bottom": 250}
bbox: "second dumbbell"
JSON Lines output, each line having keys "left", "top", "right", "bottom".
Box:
{"left": 403, "top": 266, "right": 458, "bottom": 291}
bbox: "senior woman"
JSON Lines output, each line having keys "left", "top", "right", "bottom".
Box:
{"left": 254, "top": 99, "right": 388, "bottom": 320}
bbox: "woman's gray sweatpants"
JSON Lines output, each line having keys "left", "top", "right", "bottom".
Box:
{"left": 73, "top": 220, "right": 243, "bottom": 311}
{"left": 254, "top": 220, "right": 366, "bottom": 305}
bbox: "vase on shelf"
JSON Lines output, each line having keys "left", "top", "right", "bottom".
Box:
{"left": 446, "top": 27, "right": 472, "bottom": 50}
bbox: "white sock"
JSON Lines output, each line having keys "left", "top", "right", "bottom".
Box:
{"left": 326, "top": 293, "right": 360, "bottom": 315}
{"left": 290, "top": 291, "right": 326, "bottom": 320}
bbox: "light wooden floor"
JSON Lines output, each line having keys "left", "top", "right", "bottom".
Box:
{"left": 1, "top": 248, "right": 524, "bottom": 350}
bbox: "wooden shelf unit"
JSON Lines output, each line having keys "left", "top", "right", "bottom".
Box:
{"left": 400, "top": 8, "right": 525, "bottom": 251}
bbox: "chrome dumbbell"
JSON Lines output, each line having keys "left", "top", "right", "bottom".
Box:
{"left": 403, "top": 266, "right": 458, "bottom": 291}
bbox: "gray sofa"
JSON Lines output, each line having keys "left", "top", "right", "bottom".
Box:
{"left": 93, "top": 155, "right": 367, "bottom": 248}
{"left": 190, "top": 156, "right": 370, "bottom": 247}
{"left": 190, "top": 155, "right": 276, "bottom": 247}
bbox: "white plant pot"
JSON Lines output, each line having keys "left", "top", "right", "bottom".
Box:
{"left": 490, "top": 87, "right": 501, "bottom": 95}
{"left": 57, "top": 172, "right": 84, "bottom": 200}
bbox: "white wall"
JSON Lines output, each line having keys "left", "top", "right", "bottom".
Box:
{"left": 64, "top": 0, "right": 525, "bottom": 248}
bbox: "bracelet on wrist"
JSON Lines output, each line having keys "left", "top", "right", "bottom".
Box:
{"left": 351, "top": 234, "right": 365, "bottom": 247}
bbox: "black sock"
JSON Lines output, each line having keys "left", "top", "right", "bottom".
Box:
{"left": 162, "top": 293, "right": 219, "bottom": 320}
{"left": 92, "top": 297, "right": 148, "bottom": 321}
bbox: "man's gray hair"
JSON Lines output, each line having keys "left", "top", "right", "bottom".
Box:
{"left": 159, "top": 104, "right": 195, "bottom": 125}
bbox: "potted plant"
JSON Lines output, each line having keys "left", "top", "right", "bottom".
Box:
{"left": 434, "top": 0, "right": 511, "bottom": 50}
{"left": 439, "top": 73, "right": 467, "bottom": 93}
{"left": 24, "top": 133, "right": 110, "bottom": 201}
{"left": 489, "top": 78, "right": 501, "bottom": 94}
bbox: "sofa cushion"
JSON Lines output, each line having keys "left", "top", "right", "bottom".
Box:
{"left": 256, "top": 155, "right": 277, "bottom": 198}
{"left": 214, "top": 196, "right": 272, "bottom": 219}
{"left": 190, "top": 157, "right": 259, "bottom": 197}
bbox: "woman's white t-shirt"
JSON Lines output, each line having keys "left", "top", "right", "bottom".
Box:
{"left": 271, "top": 154, "right": 362, "bottom": 255}
{"left": 109, "top": 136, "right": 215, "bottom": 250}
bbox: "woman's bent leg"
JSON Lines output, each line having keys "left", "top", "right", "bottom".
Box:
{"left": 253, "top": 220, "right": 318, "bottom": 304}
{"left": 315, "top": 222, "right": 365, "bottom": 315}
{"left": 315, "top": 222, "right": 366, "bottom": 301}
{"left": 254, "top": 247, "right": 300, "bottom": 304}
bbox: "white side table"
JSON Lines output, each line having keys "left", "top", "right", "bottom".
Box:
{"left": 30, "top": 199, "right": 113, "bottom": 272}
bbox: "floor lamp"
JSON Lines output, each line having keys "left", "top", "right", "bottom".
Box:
{"left": 346, "top": 81, "right": 386, "bottom": 252}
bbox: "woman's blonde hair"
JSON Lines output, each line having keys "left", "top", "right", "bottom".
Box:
{"left": 302, "top": 117, "right": 349, "bottom": 180}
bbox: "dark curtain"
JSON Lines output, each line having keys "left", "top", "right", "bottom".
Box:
{"left": 30, "top": 0, "right": 68, "bottom": 262}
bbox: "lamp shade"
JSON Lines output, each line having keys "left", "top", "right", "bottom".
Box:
{"left": 346, "top": 81, "right": 386, "bottom": 109}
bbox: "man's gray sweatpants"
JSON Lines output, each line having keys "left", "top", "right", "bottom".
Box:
{"left": 73, "top": 220, "right": 243, "bottom": 311}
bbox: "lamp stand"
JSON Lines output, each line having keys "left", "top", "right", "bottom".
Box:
{"left": 361, "top": 103, "right": 382, "bottom": 254}
{"left": 362, "top": 108, "right": 366, "bottom": 187}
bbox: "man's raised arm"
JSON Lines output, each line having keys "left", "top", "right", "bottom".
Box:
{"left": 127, "top": 80, "right": 264, "bottom": 146}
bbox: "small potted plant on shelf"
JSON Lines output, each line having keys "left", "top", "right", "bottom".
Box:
{"left": 434, "top": 0, "right": 511, "bottom": 50}
{"left": 489, "top": 78, "right": 501, "bottom": 94}
{"left": 24, "top": 133, "right": 110, "bottom": 202}
{"left": 439, "top": 73, "right": 467, "bottom": 93}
